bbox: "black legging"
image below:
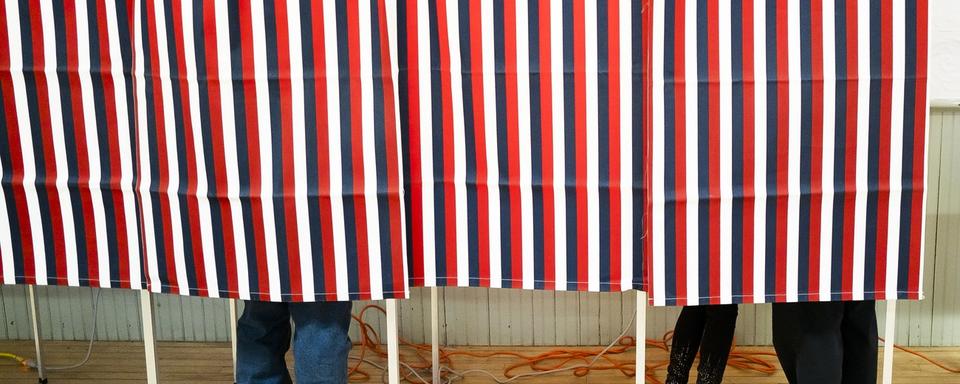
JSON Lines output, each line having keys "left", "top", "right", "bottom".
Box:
{"left": 665, "top": 304, "right": 739, "bottom": 384}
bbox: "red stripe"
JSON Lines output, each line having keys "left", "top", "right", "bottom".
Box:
{"left": 538, "top": 0, "right": 554, "bottom": 290}
{"left": 841, "top": 0, "right": 858, "bottom": 301}
{"left": 572, "top": 0, "right": 588, "bottom": 291}
{"left": 0, "top": 1, "right": 36, "bottom": 284}
{"left": 96, "top": 0, "right": 132, "bottom": 288}
{"left": 608, "top": 0, "right": 622, "bottom": 291}
{"left": 875, "top": 0, "right": 893, "bottom": 298}
{"left": 469, "top": 0, "right": 490, "bottom": 286}
{"left": 504, "top": 0, "right": 523, "bottom": 285}
{"left": 435, "top": 0, "right": 459, "bottom": 285}
{"left": 673, "top": 0, "right": 688, "bottom": 305}
{"left": 237, "top": 0, "right": 270, "bottom": 300}
{"left": 774, "top": 0, "right": 789, "bottom": 300}
{"left": 27, "top": 3, "right": 68, "bottom": 285}
{"left": 704, "top": 0, "right": 722, "bottom": 302}
{"left": 346, "top": 0, "right": 372, "bottom": 299}
{"left": 67, "top": 0, "right": 102, "bottom": 287}
{"left": 808, "top": 0, "right": 824, "bottom": 301}
{"left": 908, "top": 0, "right": 927, "bottom": 296}
{"left": 309, "top": 1, "right": 338, "bottom": 301}
{"left": 741, "top": 0, "right": 756, "bottom": 302}
{"left": 273, "top": 0, "right": 303, "bottom": 301}
{"left": 404, "top": 0, "right": 425, "bottom": 287}
{"left": 376, "top": 0, "right": 405, "bottom": 297}
{"left": 168, "top": 0, "right": 206, "bottom": 295}
{"left": 202, "top": 1, "right": 238, "bottom": 297}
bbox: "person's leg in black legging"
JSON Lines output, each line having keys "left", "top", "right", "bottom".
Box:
{"left": 772, "top": 301, "right": 844, "bottom": 384}
{"left": 840, "top": 301, "right": 878, "bottom": 384}
{"left": 694, "top": 304, "right": 739, "bottom": 383}
{"left": 666, "top": 304, "right": 738, "bottom": 384}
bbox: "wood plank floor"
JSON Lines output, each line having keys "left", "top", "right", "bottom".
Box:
{"left": 0, "top": 341, "right": 958, "bottom": 383}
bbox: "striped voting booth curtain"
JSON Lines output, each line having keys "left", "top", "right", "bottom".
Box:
{"left": 0, "top": 1, "right": 143, "bottom": 290}
{"left": 646, "top": 0, "right": 929, "bottom": 306}
{"left": 398, "top": 0, "right": 648, "bottom": 292}
{"left": 134, "top": 0, "right": 407, "bottom": 301}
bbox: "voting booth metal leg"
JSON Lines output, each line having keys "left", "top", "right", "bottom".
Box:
{"left": 139, "top": 290, "right": 159, "bottom": 384}
{"left": 882, "top": 300, "right": 897, "bottom": 384}
{"left": 636, "top": 291, "right": 646, "bottom": 384}
{"left": 386, "top": 298, "right": 400, "bottom": 384}
{"left": 27, "top": 285, "right": 46, "bottom": 383}
{"left": 431, "top": 287, "right": 440, "bottom": 383}
{"left": 229, "top": 298, "right": 238, "bottom": 383}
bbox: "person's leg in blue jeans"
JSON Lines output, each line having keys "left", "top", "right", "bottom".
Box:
{"left": 236, "top": 300, "right": 353, "bottom": 384}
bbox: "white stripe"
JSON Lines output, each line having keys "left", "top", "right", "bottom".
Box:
{"left": 549, "top": 0, "right": 566, "bottom": 289}
{"left": 618, "top": 0, "right": 633, "bottom": 291}
{"left": 249, "top": 0, "right": 281, "bottom": 301}
{"left": 820, "top": 0, "right": 837, "bottom": 301}
{"left": 481, "top": 0, "right": 501, "bottom": 288}
{"left": 684, "top": 0, "right": 699, "bottom": 305}
{"left": 417, "top": 0, "right": 437, "bottom": 287}
{"left": 651, "top": 0, "right": 665, "bottom": 306}
{"left": 445, "top": 0, "right": 470, "bottom": 287}
{"left": 852, "top": 0, "right": 871, "bottom": 301}
{"left": 286, "top": 0, "right": 315, "bottom": 301}
{"left": 357, "top": 0, "right": 385, "bottom": 300}
{"left": 322, "top": 0, "right": 349, "bottom": 301}
{"left": 75, "top": 0, "right": 112, "bottom": 287}
{"left": 105, "top": 0, "right": 143, "bottom": 290}
{"left": 584, "top": 0, "right": 600, "bottom": 292}
{"left": 918, "top": 0, "right": 932, "bottom": 300}
{"left": 153, "top": 0, "right": 189, "bottom": 294}
{"left": 752, "top": 0, "right": 768, "bottom": 303}
{"left": 178, "top": 0, "right": 217, "bottom": 296}
{"left": 214, "top": 0, "right": 250, "bottom": 300}
{"left": 133, "top": 0, "right": 160, "bottom": 292}
{"left": 719, "top": 0, "right": 734, "bottom": 304}
{"left": 886, "top": 0, "right": 906, "bottom": 300}
{"left": 786, "top": 0, "right": 801, "bottom": 302}
{"left": 516, "top": 0, "right": 535, "bottom": 290}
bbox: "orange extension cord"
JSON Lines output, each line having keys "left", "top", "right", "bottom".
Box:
{"left": 347, "top": 304, "right": 959, "bottom": 383}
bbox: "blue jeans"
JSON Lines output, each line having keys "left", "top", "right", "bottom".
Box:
{"left": 236, "top": 300, "right": 353, "bottom": 384}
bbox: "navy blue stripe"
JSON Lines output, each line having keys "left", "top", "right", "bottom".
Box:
{"left": 798, "top": 0, "right": 813, "bottom": 300}
{"left": 631, "top": 0, "right": 643, "bottom": 290}
{"left": 427, "top": 0, "right": 448, "bottom": 285}
{"left": 17, "top": 2, "right": 57, "bottom": 284}
{"left": 138, "top": 0, "right": 166, "bottom": 291}
{"left": 117, "top": 0, "right": 144, "bottom": 288}
{"left": 562, "top": 0, "right": 578, "bottom": 291}
{"left": 897, "top": 0, "right": 918, "bottom": 296}
{"left": 830, "top": 0, "right": 848, "bottom": 301}
{"left": 190, "top": 0, "right": 228, "bottom": 296}
{"left": 263, "top": 0, "right": 293, "bottom": 296}
{"left": 161, "top": 0, "right": 198, "bottom": 293}
{"left": 494, "top": 0, "right": 513, "bottom": 288}
{"left": 226, "top": 1, "right": 262, "bottom": 297}
{"left": 764, "top": 0, "right": 778, "bottom": 302}
{"left": 334, "top": 0, "right": 361, "bottom": 299}
{"left": 863, "top": 0, "right": 882, "bottom": 299}
{"left": 299, "top": 0, "right": 327, "bottom": 301}
{"left": 457, "top": 0, "right": 481, "bottom": 287}
{"left": 696, "top": 0, "right": 711, "bottom": 304}
{"left": 397, "top": 0, "right": 415, "bottom": 286}
{"left": 529, "top": 0, "right": 546, "bottom": 290}
{"left": 597, "top": 0, "right": 612, "bottom": 292}
{"left": 370, "top": 0, "right": 397, "bottom": 296}
{"left": 730, "top": 0, "right": 745, "bottom": 302}
{"left": 662, "top": 0, "right": 678, "bottom": 305}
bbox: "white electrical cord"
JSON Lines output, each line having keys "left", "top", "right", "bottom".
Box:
{"left": 351, "top": 306, "right": 639, "bottom": 384}
{"left": 25, "top": 288, "right": 102, "bottom": 371}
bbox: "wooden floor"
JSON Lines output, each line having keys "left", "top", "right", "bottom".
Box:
{"left": 0, "top": 341, "right": 958, "bottom": 383}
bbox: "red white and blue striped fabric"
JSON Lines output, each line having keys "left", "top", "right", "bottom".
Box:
{"left": 647, "top": 0, "right": 929, "bottom": 305}
{"left": 0, "top": 0, "right": 143, "bottom": 290}
{"left": 133, "top": 0, "right": 407, "bottom": 301}
{"left": 398, "top": 0, "right": 647, "bottom": 292}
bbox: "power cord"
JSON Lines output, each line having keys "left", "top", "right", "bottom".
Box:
{"left": 21, "top": 288, "right": 103, "bottom": 371}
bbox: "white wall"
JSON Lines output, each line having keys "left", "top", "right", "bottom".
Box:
{"left": 932, "top": 0, "right": 960, "bottom": 102}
